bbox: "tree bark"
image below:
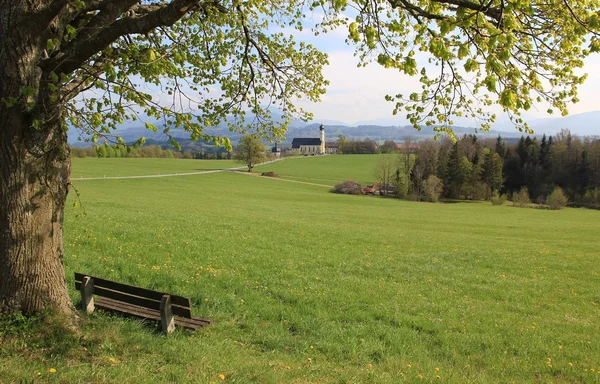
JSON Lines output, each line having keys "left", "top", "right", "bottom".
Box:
{"left": 0, "top": 1, "right": 75, "bottom": 319}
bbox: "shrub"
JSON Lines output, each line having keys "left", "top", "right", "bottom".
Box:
{"left": 546, "top": 187, "right": 568, "bottom": 210}
{"left": 513, "top": 187, "right": 530, "bottom": 208}
{"left": 261, "top": 171, "right": 278, "bottom": 177}
{"left": 332, "top": 180, "right": 362, "bottom": 195}
{"left": 490, "top": 192, "right": 508, "bottom": 206}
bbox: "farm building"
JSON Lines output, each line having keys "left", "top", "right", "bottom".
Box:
{"left": 325, "top": 142, "right": 338, "bottom": 154}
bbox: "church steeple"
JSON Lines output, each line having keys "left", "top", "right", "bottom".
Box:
{"left": 319, "top": 124, "right": 325, "bottom": 154}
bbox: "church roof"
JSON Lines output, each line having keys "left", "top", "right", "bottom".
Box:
{"left": 291, "top": 138, "right": 322, "bottom": 148}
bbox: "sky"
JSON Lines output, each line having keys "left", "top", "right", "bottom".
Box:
{"left": 284, "top": 15, "right": 600, "bottom": 129}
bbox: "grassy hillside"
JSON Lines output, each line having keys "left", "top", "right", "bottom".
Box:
{"left": 254, "top": 154, "right": 398, "bottom": 186}
{"left": 71, "top": 157, "right": 238, "bottom": 178}
{"left": 2, "top": 161, "right": 600, "bottom": 383}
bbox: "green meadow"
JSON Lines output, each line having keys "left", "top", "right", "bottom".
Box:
{"left": 2, "top": 157, "right": 600, "bottom": 383}
{"left": 255, "top": 154, "right": 394, "bottom": 186}
{"left": 71, "top": 157, "right": 238, "bottom": 178}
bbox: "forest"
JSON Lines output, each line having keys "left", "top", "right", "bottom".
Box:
{"left": 400, "top": 129, "right": 600, "bottom": 208}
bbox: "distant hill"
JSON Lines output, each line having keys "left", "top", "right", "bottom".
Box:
{"left": 68, "top": 110, "right": 600, "bottom": 146}
{"left": 526, "top": 111, "right": 600, "bottom": 136}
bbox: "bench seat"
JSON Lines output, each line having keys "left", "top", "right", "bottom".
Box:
{"left": 75, "top": 272, "right": 212, "bottom": 333}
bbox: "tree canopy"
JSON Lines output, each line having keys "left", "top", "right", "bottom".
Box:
{"left": 328, "top": 0, "right": 600, "bottom": 135}
{"left": 234, "top": 135, "right": 267, "bottom": 171}
{"left": 28, "top": 0, "right": 329, "bottom": 150}
{"left": 9, "top": 1, "right": 599, "bottom": 145}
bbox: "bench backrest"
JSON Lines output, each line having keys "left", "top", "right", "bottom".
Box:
{"left": 74, "top": 272, "right": 192, "bottom": 318}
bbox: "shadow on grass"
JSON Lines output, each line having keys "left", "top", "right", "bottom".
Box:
{"left": 439, "top": 199, "right": 482, "bottom": 204}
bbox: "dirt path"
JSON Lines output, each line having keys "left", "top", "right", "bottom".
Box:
{"left": 232, "top": 171, "right": 333, "bottom": 188}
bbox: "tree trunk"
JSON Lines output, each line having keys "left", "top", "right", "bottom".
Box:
{"left": 0, "top": 1, "right": 75, "bottom": 319}
{"left": 0, "top": 110, "right": 74, "bottom": 317}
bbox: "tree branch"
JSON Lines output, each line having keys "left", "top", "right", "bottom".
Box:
{"left": 44, "top": 0, "right": 227, "bottom": 76}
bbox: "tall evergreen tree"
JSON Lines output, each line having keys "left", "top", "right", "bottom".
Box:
{"left": 483, "top": 152, "right": 504, "bottom": 194}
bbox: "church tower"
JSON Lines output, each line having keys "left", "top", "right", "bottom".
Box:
{"left": 319, "top": 124, "right": 325, "bottom": 154}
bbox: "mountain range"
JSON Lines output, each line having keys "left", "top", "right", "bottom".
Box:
{"left": 69, "top": 110, "right": 600, "bottom": 146}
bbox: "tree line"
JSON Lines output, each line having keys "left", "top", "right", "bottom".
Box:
{"left": 375, "top": 129, "right": 600, "bottom": 209}
{"left": 70, "top": 145, "right": 232, "bottom": 160}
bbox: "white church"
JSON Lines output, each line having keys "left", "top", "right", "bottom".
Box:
{"left": 291, "top": 124, "right": 326, "bottom": 155}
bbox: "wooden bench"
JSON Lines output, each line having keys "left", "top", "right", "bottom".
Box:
{"left": 74, "top": 272, "right": 211, "bottom": 333}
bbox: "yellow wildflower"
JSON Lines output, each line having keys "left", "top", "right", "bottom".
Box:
{"left": 569, "top": 362, "right": 574, "bottom": 367}
{"left": 48, "top": 368, "right": 56, "bottom": 373}
{"left": 218, "top": 373, "right": 225, "bottom": 380}
{"left": 435, "top": 367, "right": 440, "bottom": 372}
{"left": 417, "top": 374, "right": 423, "bottom": 379}
{"left": 436, "top": 375, "right": 441, "bottom": 379}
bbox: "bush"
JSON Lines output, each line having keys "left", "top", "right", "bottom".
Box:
{"left": 332, "top": 180, "right": 362, "bottom": 195}
{"left": 490, "top": 192, "right": 508, "bottom": 206}
{"left": 546, "top": 187, "right": 568, "bottom": 210}
{"left": 513, "top": 187, "right": 530, "bottom": 208}
{"left": 261, "top": 171, "right": 278, "bottom": 177}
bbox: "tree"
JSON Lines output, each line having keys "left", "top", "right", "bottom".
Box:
{"left": 483, "top": 152, "right": 504, "bottom": 194}
{"left": 410, "top": 163, "right": 425, "bottom": 201}
{"left": 399, "top": 135, "right": 416, "bottom": 173}
{"left": 234, "top": 136, "right": 266, "bottom": 172}
{"left": 513, "top": 187, "right": 530, "bottom": 208}
{"left": 546, "top": 187, "right": 569, "bottom": 210}
{"left": 423, "top": 175, "right": 444, "bottom": 203}
{"left": 374, "top": 155, "right": 396, "bottom": 197}
{"left": 2, "top": 1, "right": 599, "bottom": 321}
{"left": 380, "top": 140, "right": 397, "bottom": 154}
{"left": 414, "top": 139, "right": 439, "bottom": 180}
{"left": 338, "top": 135, "right": 349, "bottom": 154}
{"left": 0, "top": 0, "right": 327, "bottom": 319}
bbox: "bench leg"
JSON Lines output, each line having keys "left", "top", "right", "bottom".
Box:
{"left": 80, "top": 276, "right": 95, "bottom": 314}
{"left": 160, "top": 295, "right": 175, "bottom": 334}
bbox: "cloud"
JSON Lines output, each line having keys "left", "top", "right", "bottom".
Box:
{"left": 293, "top": 43, "right": 600, "bottom": 124}
{"left": 294, "top": 50, "right": 425, "bottom": 124}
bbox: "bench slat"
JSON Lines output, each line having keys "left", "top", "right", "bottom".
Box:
{"left": 75, "top": 272, "right": 191, "bottom": 308}
{"left": 95, "top": 297, "right": 211, "bottom": 330}
{"left": 75, "top": 281, "right": 192, "bottom": 318}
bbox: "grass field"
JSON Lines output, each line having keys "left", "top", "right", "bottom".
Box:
{"left": 71, "top": 158, "right": 238, "bottom": 178}
{"left": 254, "top": 154, "right": 396, "bottom": 186}
{"left": 2, "top": 157, "right": 600, "bottom": 383}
